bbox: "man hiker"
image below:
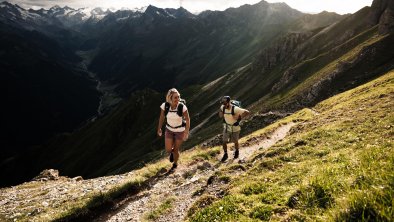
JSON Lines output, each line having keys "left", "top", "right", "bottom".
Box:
{"left": 218, "top": 96, "right": 250, "bottom": 162}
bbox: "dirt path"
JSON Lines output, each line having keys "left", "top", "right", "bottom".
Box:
{"left": 97, "top": 123, "right": 295, "bottom": 222}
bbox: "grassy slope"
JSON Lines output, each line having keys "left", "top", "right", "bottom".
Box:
{"left": 188, "top": 70, "right": 393, "bottom": 221}
{"left": 264, "top": 26, "right": 388, "bottom": 109}
{"left": 12, "top": 69, "right": 392, "bottom": 222}
{"left": 183, "top": 26, "right": 393, "bottom": 149}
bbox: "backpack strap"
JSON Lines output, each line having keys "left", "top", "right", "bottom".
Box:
{"left": 165, "top": 102, "right": 184, "bottom": 117}
{"left": 222, "top": 105, "right": 226, "bottom": 123}
{"left": 223, "top": 105, "right": 240, "bottom": 126}
{"left": 231, "top": 105, "right": 241, "bottom": 122}
{"left": 164, "top": 102, "right": 170, "bottom": 116}
{"left": 177, "top": 103, "right": 184, "bottom": 117}
{"left": 222, "top": 105, "right": 236, "bottom": 116}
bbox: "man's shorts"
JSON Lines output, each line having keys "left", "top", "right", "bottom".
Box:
{"left": 223, "top": 129, "right": 240, "bottom": 143}
{"left": 165, "top": 129, "right": 185, "bottom": 141}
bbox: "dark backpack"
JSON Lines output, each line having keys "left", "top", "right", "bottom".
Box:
{"left": 164, "top": 99, "right": 186, "bottom": 128}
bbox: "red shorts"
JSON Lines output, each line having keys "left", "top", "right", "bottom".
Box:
{"left": 165, "top": 129, "right": 184, "bottom": 141}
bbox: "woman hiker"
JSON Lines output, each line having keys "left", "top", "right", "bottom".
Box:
{"left": 157, "top": 88, "right": 190, "bottom": 170}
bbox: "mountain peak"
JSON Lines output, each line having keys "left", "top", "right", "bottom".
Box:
{"left": 50, "top": 5, "right": 61, "bottom": 10}
{"left": 371, "top": 0, "right": 394, "bottom": 11}
{"left": 144, "top": 5, "right": 194, "bottom": 19}
{"left": 255, "top": 0, "right": 270, "bottom": 7}
{"left": 0, "top": 1, "right": 14, "bottom": 7}
{"left": 369, "top": 0, "right": 394, "bottom": 33}
{"left": 64, "top": 6, "right": 74, "bottom": 11}
{"left": 91, "top": 7, "right": 106, "bottom": 14}
{"left": 175, "top": 6, "right": 194, "bottom": 17}
{"left": 0, "top": 1, "right": 24, "bottom": 10}
{"left": 165, "top": 7, "right": 195, "bottom": 18}
{"left": 145, "top": 4, "right": 158, "bottom": 10}
{"left": 145, "top": 4, "right": 160, "bottom": 14}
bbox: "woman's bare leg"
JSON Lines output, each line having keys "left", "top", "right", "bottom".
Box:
{"left": 165, "top": 138, "right": 174, "bottom": 154}
{"left": 173, "top": 139, "right": 183, "bottom": 164}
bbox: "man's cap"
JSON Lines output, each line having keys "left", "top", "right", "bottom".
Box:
{"left": 221, "top": 96, "right": 231, "bottom": 103}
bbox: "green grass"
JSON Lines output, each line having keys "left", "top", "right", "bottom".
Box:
{"left": 20, "top": 143, "right": 220, "bottom": 221}
{"left": 191, "top": 149, "right": 221, "bottom": 161}
{"left": 188, "top": 195, "right": 217, "bottom": 217}
{"left": 190, "top": 195, "right": 246, "bottom": 221}
{"left": 49, "top": 178, "right": 146, "bottom": 221}
{"left": 266, "top": 27, "right": 384, "bottom": 110}
{"left": 35, "top": 162, "right": 169, "bottom": 222}
{"left": 187, "top": 70, "right": 393, "bottom": 221}
{"left": 286, "top": 30, "right": 384, "bottom": 101}
{"left": 144, "top": 197, "right": 175, "bottom": 221}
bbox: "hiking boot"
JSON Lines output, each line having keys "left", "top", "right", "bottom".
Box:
{"left": 234, "top": 149, "right": 239, "bottom": 159}
{"left": 169, "top": 151, "right": 174, "bottom": 162}
{"left": 170, "top": 163, "right": 178, "bottom": 170}
{"left": 221, "top": 152, "right": 228, "bottom": 162}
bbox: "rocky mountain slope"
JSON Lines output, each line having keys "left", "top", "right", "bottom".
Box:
{"left": 1, "top": 68, "right": 392, "bottom": 222}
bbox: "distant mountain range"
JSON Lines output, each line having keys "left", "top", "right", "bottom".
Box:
{"left": 0, "top": 1, "right": 147, "bottom": 26}
{"left": 87, "top": 2, "right": 321, "bottom": 96}
{"left": 1, "top": 0, "right": 393, "bottom": 187}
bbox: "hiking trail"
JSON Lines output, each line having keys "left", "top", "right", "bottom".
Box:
{"left": 97, "top": 123, "right": 295, "bottom": 222}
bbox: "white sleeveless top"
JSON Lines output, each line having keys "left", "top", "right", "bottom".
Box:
{"left": 220, "top": 104, "right": 246, "bottom": 132}
{"left": 160, "top": 103, "right": 188, "bottom": 132}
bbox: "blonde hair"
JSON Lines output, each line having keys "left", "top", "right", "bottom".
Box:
{"left": 166, "top": 88, "right": 180, "bottom": 105}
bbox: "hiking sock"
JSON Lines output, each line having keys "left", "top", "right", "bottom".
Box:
{"left": 171, "top": 163, "right": 178, "bottom": 170}
{"left": 221, "top": 152, "right": 228, "bottom": 162}
{"left": 234, "top": 149, "right": 239, "bottom": 159}
{"left": 169, "top": 150, "right": 174, "bottom": 162}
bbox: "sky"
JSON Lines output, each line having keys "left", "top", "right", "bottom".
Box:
{"left": 7, "top": 0, "right": 374, "bottom": 15}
